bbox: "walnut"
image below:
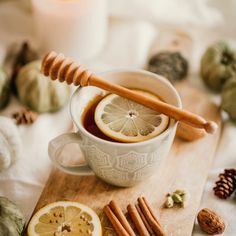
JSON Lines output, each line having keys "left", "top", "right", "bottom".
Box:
{"left": 197, "top": 208, "right": 225, "bottom": 235}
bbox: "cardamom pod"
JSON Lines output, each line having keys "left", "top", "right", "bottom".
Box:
{"left": 164, "top": 196, "right": 174, "bottom": 208}
{"left": 174, "top": 189, "right": 186, "bottom": 196}
{"left": 172, "top": 193, "right": 183, "bottom": 203}
{"left": 163, "top": 189, "right": 190, "bottom": 209}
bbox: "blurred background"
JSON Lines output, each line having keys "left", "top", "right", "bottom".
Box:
{"left": 0, "top": 0, "right": 236, "bottom": 68}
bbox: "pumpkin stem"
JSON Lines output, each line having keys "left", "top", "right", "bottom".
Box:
{"left": 221, "top": 52, "right": 234, "bottom": 65}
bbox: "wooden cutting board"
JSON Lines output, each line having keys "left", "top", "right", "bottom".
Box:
{"left": 28, "top": 80, "right": 221, "bottom": 236}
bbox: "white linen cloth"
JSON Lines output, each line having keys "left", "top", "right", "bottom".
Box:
{"left": 0, "top": 1, "right": 235, "bottom": 235}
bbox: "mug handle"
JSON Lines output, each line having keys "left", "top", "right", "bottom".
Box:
{"left": 48, "top": 132, "right": 94, "bottom": 175}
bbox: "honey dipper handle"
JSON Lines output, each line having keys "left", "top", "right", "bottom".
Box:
{"left": 89, "top": 76, "right": 217, "bottom": 133}
{"left": 41, "top": 51, "right": 218, "bottom": 134}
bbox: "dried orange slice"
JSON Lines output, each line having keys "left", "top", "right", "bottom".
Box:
{"left": 27, "top": 201, "right": 102, "bottom": 236}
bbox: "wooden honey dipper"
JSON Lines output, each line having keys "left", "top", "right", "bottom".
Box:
{"left": 41, "top": 51, "right": 218, "bottom": 134}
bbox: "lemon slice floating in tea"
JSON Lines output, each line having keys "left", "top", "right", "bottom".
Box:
{"left": 27, "top": 201, "right": 102, "bottom": 236}
{"left": 94, "top": 90, "right": 169, "bottom": 143}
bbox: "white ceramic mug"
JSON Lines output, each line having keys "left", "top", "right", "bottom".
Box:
{"left": 48, "top": 69, "right": 182, "bottom": 187}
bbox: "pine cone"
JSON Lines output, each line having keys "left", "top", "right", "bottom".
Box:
{"left": 12, "top": 109, "right": 38, "bottom": 125}
{"left": 213, "top": 169, "right": 236, "bottom": 199}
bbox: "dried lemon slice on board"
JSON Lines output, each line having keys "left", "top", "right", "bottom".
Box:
{"left": 27, "top": 201, "right": 102, "bottom": 236}
{"left": 94, "top": 90, "right": 169, "bottom": 143}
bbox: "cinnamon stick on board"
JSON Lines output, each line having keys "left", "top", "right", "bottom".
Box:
{"left": 135, "top": 204, "right": 155, "bottom": 235}
{"left": 127, "top": 204, "right": 150, "bottom": 236}
{"left": 142, "top": 197, "right": 161, "bottom": 227}
{"left": 103, "top": 205, "right": 130, "bottom": 236}
{"left": 109, "top": 200, "right": 135, "bottom": 236}
{"left": 138, "top": 197, "right": 166, "bottom": 236}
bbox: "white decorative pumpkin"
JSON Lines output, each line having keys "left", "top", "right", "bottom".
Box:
{"left": 0, "top": 116, "right": 21, "bottom": 171}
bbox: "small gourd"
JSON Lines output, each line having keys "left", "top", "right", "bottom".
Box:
{"left": 148, "top": 51, "right": 188, "bottom": 83}
{"left": 200, "top": 41, "right": 236, "bottom": 92}
{"left": 0, "top": 196, "right": 25, "bottom": 236}
{"left": 0, "top": 116, "right": 21, "bottom": 171}
{"left": 221, "top": 78, "right": 236, "bottom": 121}
{"left": 16, "top": 60, "right": 70, "bottom": 113}
{"left": 0, "top": 67, "right": 10, "bottom": 110}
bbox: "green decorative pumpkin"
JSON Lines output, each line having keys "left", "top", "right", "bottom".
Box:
{"left": 200, "top": 41, "right": 236, "bottom": 92}
{"left": 0, "top": 67, "right": 10, "bottom": 110}
{"left": 0, "top": 196, "right": 25, "bottom": 236}
{"left": 16, "top": 60, "right": 70, "bottom": 113}
{"left": 221, "top": 78, "right": 236, "bottom": 121}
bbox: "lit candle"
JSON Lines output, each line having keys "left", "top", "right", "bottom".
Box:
{"left": 32, "top": 0, "right": 107, "bottom": 62}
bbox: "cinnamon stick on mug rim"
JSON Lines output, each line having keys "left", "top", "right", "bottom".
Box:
{"left": 41, "top": 51, "right": 218, "bottom": 134}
